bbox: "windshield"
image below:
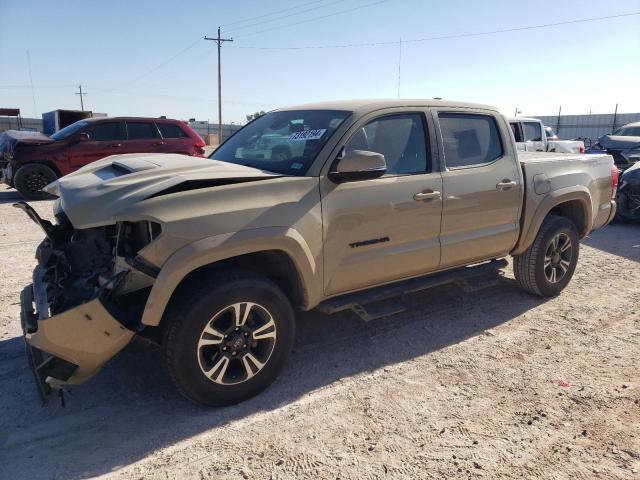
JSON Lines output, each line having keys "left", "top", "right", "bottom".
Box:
{"left": 613, "top": 126, "right": 640, "bottom": 137}
{"left": 50, "top": 120, "right": 89, "bottom": 140}
{"left": 210, "top": 110, "right": 351, "bottom": 175}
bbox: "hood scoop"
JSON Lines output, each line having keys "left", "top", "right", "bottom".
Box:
{"left": 112, "top": 158, "right": 160, "bottom": 173}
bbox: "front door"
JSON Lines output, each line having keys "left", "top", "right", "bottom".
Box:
{"left": 68, "top": 121, "right": 126, "bottom": 168}
{"left": 321, "top": 111, "right": 443, "bottom": 296}
{"left": 434, "top": 110, "right": 523, "bottom": 268}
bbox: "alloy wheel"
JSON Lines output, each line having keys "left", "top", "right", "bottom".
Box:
{"left": 196, "top": 302, "right": 277, "bottom": 385}
{"left": 543, "top": 233, "right": 572, "bottom": 284}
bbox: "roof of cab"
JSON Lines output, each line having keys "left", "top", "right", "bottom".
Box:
{"left": 275, "top": 99, "right": 498, "bottom": 114}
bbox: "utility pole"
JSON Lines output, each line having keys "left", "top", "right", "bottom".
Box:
{"left": 205, "top": 27, "right": 233, "bottom": 144}
{"left": 75, "top": 85, "right": 87, "bottom": 111}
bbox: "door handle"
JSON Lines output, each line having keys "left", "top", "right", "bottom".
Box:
{"left": 111, "top": 143, "right": 122, "bottom": 148}
{"left": 413, "top": 190, "right": 442, "bottom": 201}
{"left": 496, "top": 180, "right": 517, "bottom": 190}
{"left": 152, "top": 141, "right": 167, "bottom": 146}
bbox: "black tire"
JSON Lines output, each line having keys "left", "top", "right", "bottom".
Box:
{"left": 513, "top": 215, "right": 579, "bottom": 297}
{"left": 14, "top": 164, "right": 57, "bottom": 200}
{"left": 163, "top": 269, "right": 295, "bottom": 406}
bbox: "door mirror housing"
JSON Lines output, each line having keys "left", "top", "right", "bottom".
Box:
{"left": 77, "top": 132, "right": 90, "bottom": 142}
{"left": 328, "top": 149, "right": 387, "bottom": 184}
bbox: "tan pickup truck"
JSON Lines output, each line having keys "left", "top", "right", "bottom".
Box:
{"left": 17, "top": 99, "right": 618, "bottom": 406}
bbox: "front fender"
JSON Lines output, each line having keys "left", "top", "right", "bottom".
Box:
{"left": 511, "top": 187, "right": 593, "bottom": 256}
{"left": 140, "top": 226, "right": 320, "bottom": 326}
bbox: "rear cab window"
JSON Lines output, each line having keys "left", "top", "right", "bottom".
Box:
{"left": 438, "top": 113, "right": 504, "bottom": 168}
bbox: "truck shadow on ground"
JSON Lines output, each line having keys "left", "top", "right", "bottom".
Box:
{"left": 1, "top": 278, "right": 547, "bottom": 480}
{"left": 583, "top": 222, "right": 639, "bottom": 262}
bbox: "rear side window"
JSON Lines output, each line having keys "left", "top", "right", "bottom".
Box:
{"left": 157, "top": 122, "right": 188, "bottom": 139}
{"left": 438, "top": 113, "right": 503, "bottom": 168}
{"left": 345, "top": 113, "right": 428, "bottom": 175}
{"left": 87, "top": 122, "right": 123, "bottom": 141}
{"left": 127, "top": 122, "right": 158, "bottom": 140}
{"left": 523, "top": 122, "right": 543, "bottom": 142}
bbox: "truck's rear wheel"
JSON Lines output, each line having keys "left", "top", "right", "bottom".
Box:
{"left": 513, "top": 215, "right": 579, "bottom": 297}
{"left": 163, "top": 270, "right": 295, "bottom": 406}
{"left": 14, "top": 164, "right": 57, "bottom": 200}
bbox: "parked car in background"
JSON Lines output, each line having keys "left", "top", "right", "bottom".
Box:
{"left": 508, "top": 118, "right": 584, "bottom": 154}
{"left": 0, "top": 117, "right": 205, "bottom": 199}
{"left": 615, "top": 161, "right": 640, "bottom": 221}
{"left": 17, "top": 99, "right": 617, "bottom": 406}
{"left": 596, "top": 122, "right": 640, "bottom": 172}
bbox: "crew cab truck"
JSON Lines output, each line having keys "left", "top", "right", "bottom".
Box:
{"left": 509, "top": 117, "right": 585, "bottom": 154}
{"left": 18, "top": 100, "right": 617, "bottom": 406}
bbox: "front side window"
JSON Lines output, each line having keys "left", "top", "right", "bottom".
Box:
{"left": 344, "top": 113, "right": 428, "bottom": 175}
{"left": 127, "top": 122, "right": 158, "bottom": 140}
{"left": 211, "top": 110, "right": 350, "bottom": 175}
{"left": 438, "top": 113, "right": 503, "bottom": 168}
{"left": 87, "top": 122, "right": 123, "bottom": 142}
{"left": 523, "top": 122, "right": 543, "bottom": 142}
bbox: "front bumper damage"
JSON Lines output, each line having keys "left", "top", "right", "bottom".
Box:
{"left": 21, "top": 266, "right": 135, "bottom": 399}
{"left": 15, "top": 201, "right": 141, "bottom": 402}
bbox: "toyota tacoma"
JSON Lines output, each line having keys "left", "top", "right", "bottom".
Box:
{"left": 17, "top": 100, "right": 618, "bottom": 406}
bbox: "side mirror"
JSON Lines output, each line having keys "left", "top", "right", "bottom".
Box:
{"left": 77, "top": 132, "right": 89, "bottom": 142}
{"left": 328, "top": 149, "right": 386, "bottom": 184}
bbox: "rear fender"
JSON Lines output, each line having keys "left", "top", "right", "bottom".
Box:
{"left": 512, "top": 187, "right": 592, "bottom": 256}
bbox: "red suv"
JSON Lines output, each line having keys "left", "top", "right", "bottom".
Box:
{"left": 0, "top": 117, "right": 206, "bottom": 199}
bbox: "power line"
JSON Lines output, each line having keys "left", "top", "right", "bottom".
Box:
{"left": 230, "top": 11, "right": 640, "bottom": 48}
{"left": 233, "top": 0, "right": 392, "bottom": 39}
{"left": 107, "top": 38, "right": 203, "bottom": 91}
{"left": 222, "top": 0, "right": 329, "bottom": 27}
{"left": 227, "top": 0, "right": 345, "bottom": 33}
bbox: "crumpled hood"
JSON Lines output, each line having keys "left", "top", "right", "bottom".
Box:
{"left": 598, "top": 134, "right": 640, "bottom": 150}
{"left": 48, "top": 153, "right": 282, "bottom": 228}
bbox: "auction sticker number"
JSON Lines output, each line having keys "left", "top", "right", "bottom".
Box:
{"left": 288, "top": 129, "right": 326, "bottom": 141}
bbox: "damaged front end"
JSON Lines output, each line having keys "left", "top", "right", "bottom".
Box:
{"left": 16, "top": 201, "right": 158, "bottom": 402}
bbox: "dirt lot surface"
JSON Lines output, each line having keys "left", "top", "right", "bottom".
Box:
{"left": 0, "top": 184, "right": 638, "bottom": 480}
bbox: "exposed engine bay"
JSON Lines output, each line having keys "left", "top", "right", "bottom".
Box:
{"left": 15, "top": 201, "right": 159, "bottom": 325}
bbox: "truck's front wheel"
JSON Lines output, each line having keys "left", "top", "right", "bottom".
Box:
{"left": 163, "top": 270, "right": 295, "bottom": 406}
{"left": 513, "top": 215, "right": 579, "bottom": 297}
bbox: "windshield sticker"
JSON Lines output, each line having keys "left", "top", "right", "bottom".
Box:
{"left": 290, "top": 162, "right": 303, "bottom": 170}
{"left": 288, "top": 129, "right": 326, "bottom": 141}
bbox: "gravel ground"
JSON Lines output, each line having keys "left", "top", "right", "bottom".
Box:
{"left": 0, "top": 184, "right": 638, "bottom": 480}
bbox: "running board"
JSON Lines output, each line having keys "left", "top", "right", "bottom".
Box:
{"left": 317, "top": 259, "right": 508, "bottom": 322}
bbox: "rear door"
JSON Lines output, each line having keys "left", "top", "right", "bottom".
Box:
{"left": 67, "top": 121, "right": 125, "bottom": 168}
{"left": 433, "top": 109, "right": 523, "bottom": 268}
{"left": 124, "top": 121, "right": 162, "bottom": 153}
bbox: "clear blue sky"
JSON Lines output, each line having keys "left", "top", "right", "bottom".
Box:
{"left": 1, "top": 0, "right": 639, "bottom": 124}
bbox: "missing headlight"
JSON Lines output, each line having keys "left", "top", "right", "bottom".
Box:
{"left": 117, "top": 221, "right": 162, "bottom": 258}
